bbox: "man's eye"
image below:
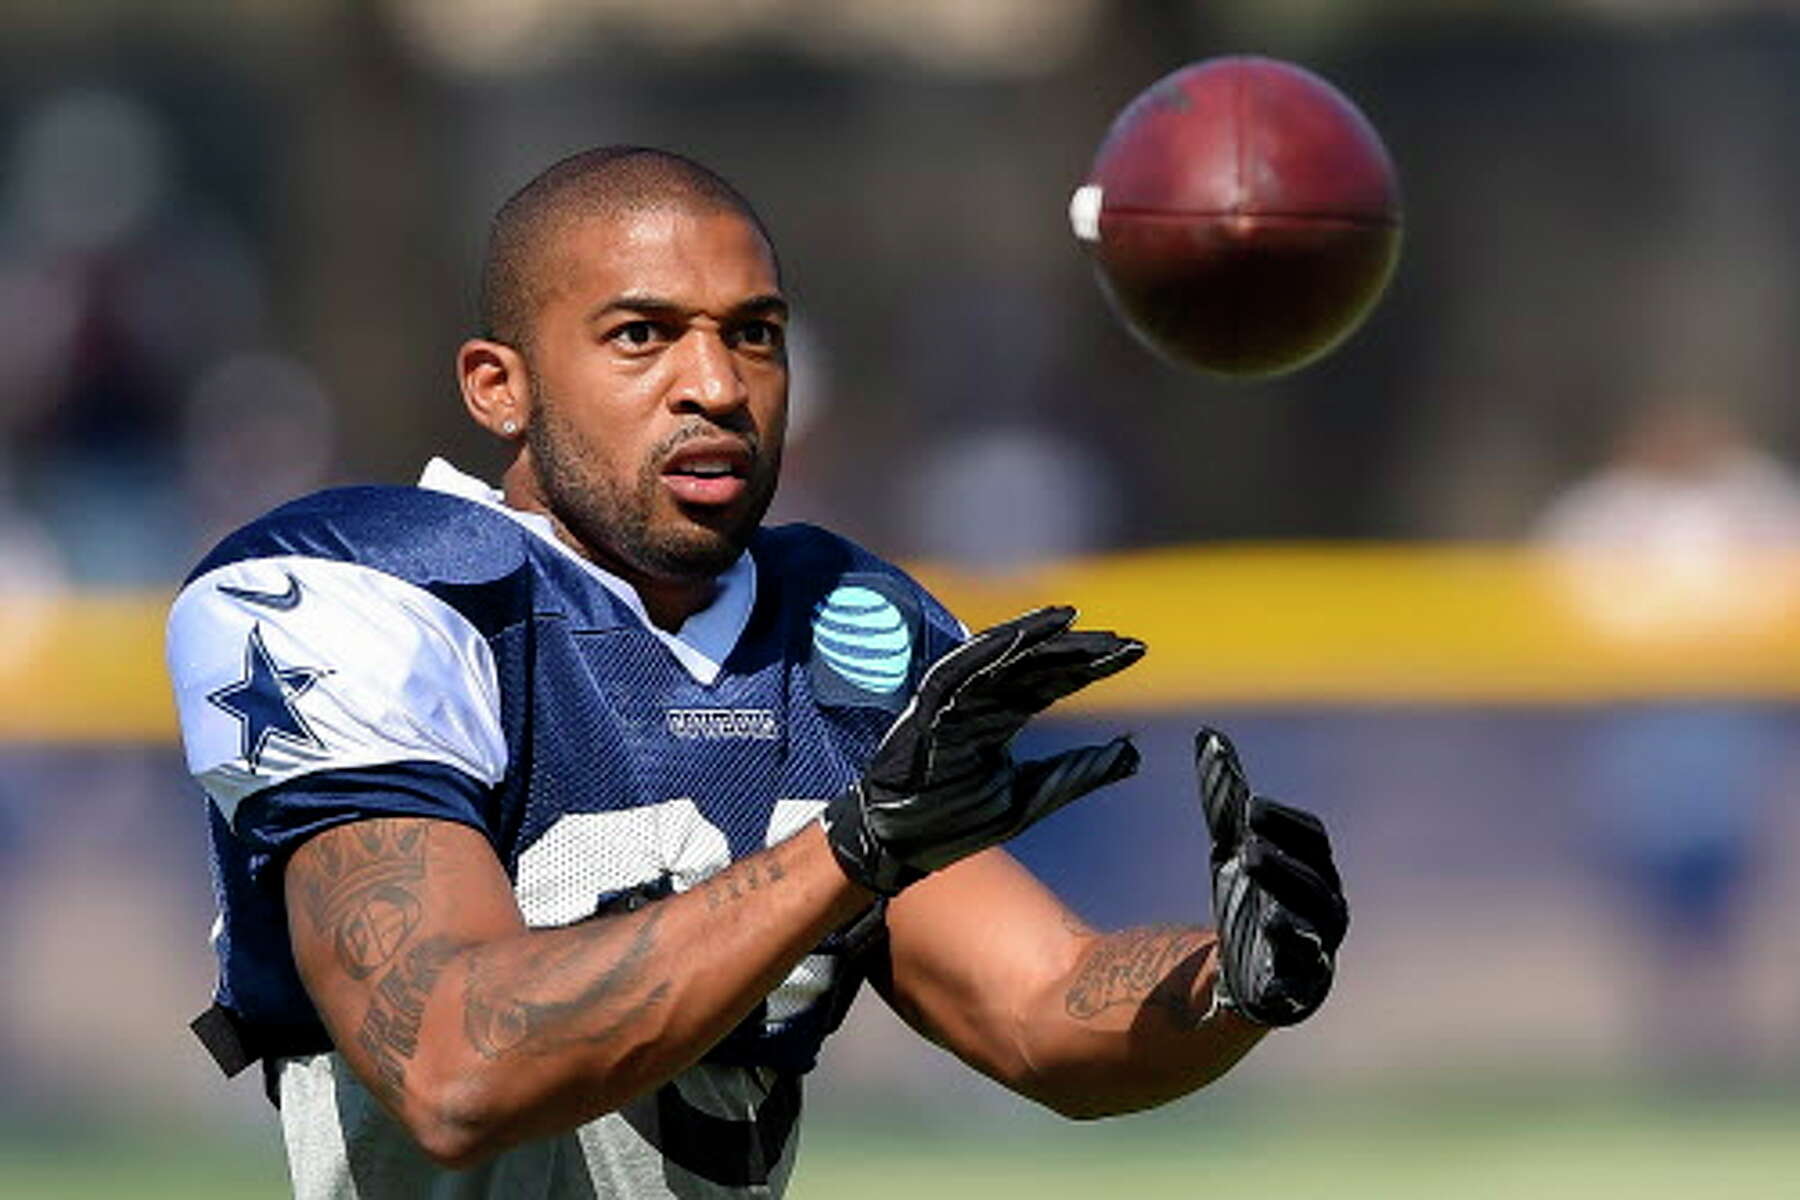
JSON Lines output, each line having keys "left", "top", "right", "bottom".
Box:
{"left": 612, "top": 321, "right": 659, "bottom": 348}
{"left": 734, "top": 321, "right": 785, "bottom": 351}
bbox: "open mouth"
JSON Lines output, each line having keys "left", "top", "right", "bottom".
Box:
{"left": 661, "top": 441, "right": 753, "bottom": 507}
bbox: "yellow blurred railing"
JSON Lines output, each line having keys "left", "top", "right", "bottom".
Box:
{"left": 921, "top": 546, "right": 1800, "bottom": 712}
{"left": 0, "top": 592, "right": 176, "bottom": 742}
{"left": 913, "top": 544, "right": 1800, "bottom": 708}
{"left": 5, "top": 545, "right": 1800, "bottom": 742}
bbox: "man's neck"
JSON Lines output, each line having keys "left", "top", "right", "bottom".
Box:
{"left": 634, "top": 576, "right": 718, "bottom": 634}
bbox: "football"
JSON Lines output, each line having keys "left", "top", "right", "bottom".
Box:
{"left": 1071, "top": 56, "right": 1402, "bottom": 377}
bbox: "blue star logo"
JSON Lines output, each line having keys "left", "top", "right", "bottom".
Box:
{"left": 206, "top": 624, "right": 329, "bottom": 769}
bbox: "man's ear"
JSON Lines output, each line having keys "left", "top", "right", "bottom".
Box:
{"left": 458, "top": 338, "right": 531, "bottom": 440}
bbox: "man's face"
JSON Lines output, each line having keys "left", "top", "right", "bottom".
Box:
{"left": 518, "top": 204, "right": 788, "bottom": 586}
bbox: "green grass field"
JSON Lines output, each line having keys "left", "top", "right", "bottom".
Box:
{"left": 0, "top": 1125, "right": 284, "bottom": 1199}
{"left": 796, "top": 1091, "right": 1800, "bottom": 1200}
{"left": 5, "top": 1090, "right": 1795, "bottom": 1199}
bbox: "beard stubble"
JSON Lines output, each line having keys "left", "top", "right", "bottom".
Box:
{"left": 524, "top": 381, "right": 780, "bottom": 584}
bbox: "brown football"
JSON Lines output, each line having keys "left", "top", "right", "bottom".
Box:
{"left": 1072, "top": 56, "right": 1402, "bottom": 377}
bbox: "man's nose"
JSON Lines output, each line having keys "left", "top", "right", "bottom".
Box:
{"left": 668, "top": 328, "right": 748, "bottom": 416}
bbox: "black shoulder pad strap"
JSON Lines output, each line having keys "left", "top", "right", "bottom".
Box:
{"left": 191, "top": 1003, "right": 256, "bottom": 1077}
{"left": 191, "top": 1002, "right": 335, "bottom": 1077}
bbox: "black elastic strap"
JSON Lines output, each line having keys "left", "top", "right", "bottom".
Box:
{"left": 190, "top": 1003, "right": 334, "bottom": 1088}
{"left": 191, "top": 1003, "right": 257, "bottom": 1078}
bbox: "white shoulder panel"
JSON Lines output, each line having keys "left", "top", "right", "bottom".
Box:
{"left": 167, "top": 555, "right": 506, "bottom": 823}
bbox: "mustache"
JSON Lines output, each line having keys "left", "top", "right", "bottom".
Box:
{"left": 651, "top": 421, "right": 761, "bottom": 462}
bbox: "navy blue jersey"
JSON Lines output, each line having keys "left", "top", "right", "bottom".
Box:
{"left": 167, "top": 468, "right": 963, "bottom": 1080}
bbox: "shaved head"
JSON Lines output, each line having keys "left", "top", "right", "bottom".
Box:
{"left": 480, "top": 146, "right": 777, "bottom": 349}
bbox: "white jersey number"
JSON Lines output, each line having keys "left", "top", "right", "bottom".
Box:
{"left": 513, "top": 799, "right": 833, "bottom": 1027}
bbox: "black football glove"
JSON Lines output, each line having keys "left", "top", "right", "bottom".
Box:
{"left": 822, "top": 606, "right": 1144, "bottom": 895}
{"left": 1198, "top": 727, "right": 1348, "bottom": 1027}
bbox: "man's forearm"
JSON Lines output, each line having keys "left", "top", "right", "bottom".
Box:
{"left": 462, "top": 847, "right": 810, "bottom": 1065}
{"left": 439, "top": 825, "right": 871, "bottom": 1157}
{"left": 1019, "top": 924, "right": 1267, "bottom": 1119}
{"left": 293, "top": 818, "right": 871, "bottom": 1167}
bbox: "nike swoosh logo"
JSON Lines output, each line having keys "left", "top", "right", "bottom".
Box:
{"left": 217, "top": 572, "right": 303, "bottom": 611}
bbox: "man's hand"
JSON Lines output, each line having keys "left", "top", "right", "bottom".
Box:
{"left": 1197, "top": 727, "right": 1348, "bottom": 1027}
{"left": 823, "top": 606, "right": 1143, "bottom": 895}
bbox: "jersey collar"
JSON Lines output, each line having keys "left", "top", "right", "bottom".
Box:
{"left": 418, "top": 457, "right": 756, "bottom": 687}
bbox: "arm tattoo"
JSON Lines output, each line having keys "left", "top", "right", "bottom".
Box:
{"left": 295, "top": 819, "right": 430, "bottom": 980}
{"left": 463, "top": 843, "right": 795, "bottom": 1058}
{"left": 1064, "top": 925, "right": 1217, "bottom": 1029}
{"left": 356, "top": 935, "right": 458, "bottom": 1104}
{"left": 463, "top": 904, "right": 671, "bottom": 1060}
{"left": 291, "top": 820, "right": 455, "bottom": 1105}
{"left": 700, "top": 844, "right": 788, "bottom": 912}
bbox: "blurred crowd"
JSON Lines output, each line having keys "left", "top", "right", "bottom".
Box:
{"left": 6, "top": 2, "right": 1800, "bottom": 581}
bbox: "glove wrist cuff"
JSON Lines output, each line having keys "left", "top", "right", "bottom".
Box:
{"left": 820, "top": 786, "right": 923, "bottom": 897}
{"left": 1208, "top": 974, "right": 1261, "bottom": 1026}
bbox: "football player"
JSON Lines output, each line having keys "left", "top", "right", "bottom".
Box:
{"left": 166, "top": 147, "right": 1347, "bottom": 1198}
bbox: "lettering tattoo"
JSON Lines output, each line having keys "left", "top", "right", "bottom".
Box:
{"left": 356, "top": 935, "right": 457, "bottom": 1104}
{"left": 700, "top": 844, "right": 788, "bottom": 912}
{"left": 463, "top": 904, "right": 671, "bottom": 1060}
{"left": 289, "top": 820, "right": 458, "bottom": 1104}
{"left": 295, "top": 819, "right": 429, "bottom": 980}
{"left": 1064, "top": 925, "right": 1218, "bottom": 1029}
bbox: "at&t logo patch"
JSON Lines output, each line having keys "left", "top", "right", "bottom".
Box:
{"left": 810, "top": 579, "right": 918, "bottom": 707}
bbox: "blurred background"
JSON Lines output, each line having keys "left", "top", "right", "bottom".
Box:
{"left": 3, "top": 0, "right": 1800, "bottom": 1195}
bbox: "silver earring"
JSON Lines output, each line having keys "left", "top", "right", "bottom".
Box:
{"left": 502, "top": 419, "right": 519, "bottom": 435}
